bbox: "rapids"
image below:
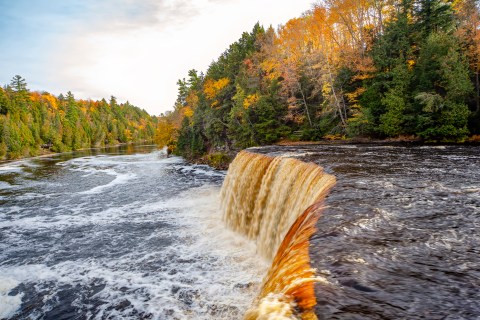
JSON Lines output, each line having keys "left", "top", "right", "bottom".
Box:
{"left": 0, "top": 145, "right": 268, "bottom": 319}
{"left": 252, "top": 144, "right": 480, "bottom": 319}
{"left": 1, "top": 143, "right": 479, "bottom": 319}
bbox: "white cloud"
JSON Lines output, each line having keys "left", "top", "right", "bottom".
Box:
{"left": 50, "top": 0, "right": 314, "bottom": 115}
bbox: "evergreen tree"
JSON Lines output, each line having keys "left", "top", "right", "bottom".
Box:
{"left": 362, "top": 0, "right": 415, "bottom": 136}
{"left": 414, "top": 32, "right": 473, "bottom": 140}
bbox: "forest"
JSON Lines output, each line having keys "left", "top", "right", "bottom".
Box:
{"left": 0, "top": 75, "right": 156, "bottom": 159}
{"left": 157, "top": 0, "right": 480, "bottom": 161}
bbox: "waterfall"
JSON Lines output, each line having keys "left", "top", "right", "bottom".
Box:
{"left": 220, "top": 150, "right": 336, "bottom": 319}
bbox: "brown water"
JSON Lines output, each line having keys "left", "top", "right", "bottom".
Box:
{"left": 0, "top": 145, "right": 267, "bottom": 319}
{"left": 221, "top": 151, "right": 335, "bottom": 319}
{"left": 1, "top": 143, "right": 479, "bottom": 319}
{"left": 250, "top": 144, "right": 480, "bottom": 320}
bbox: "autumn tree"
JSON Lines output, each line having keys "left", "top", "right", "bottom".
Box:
{"left": 0, "top": 76, "right": 157, "bottom": 159}
{"left": 454, "top": 0, "right": 480, "bottom": 132}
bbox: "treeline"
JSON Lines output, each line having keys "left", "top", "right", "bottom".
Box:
{"left": 157, "top": 0, "right": 480, "bottom": 160}
{"left": 0, "top": 76, "right": 156, "bottom": 159}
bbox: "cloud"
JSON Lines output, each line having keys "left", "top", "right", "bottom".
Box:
{"left": 70, "top": 0, "right": 209, "bottom": 32}
{"left": 1, "top": 0, "right": 314, "bottom": 115}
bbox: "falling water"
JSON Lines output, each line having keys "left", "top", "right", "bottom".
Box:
{"left": 221, "top": 151, "right": 336, "bottom": 319}
{"left": 2, "top": 144, "right": 478, "bottom": 319}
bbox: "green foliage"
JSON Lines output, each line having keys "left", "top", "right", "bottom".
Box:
{"left": 360, "top": 0, "right": 475, "bottom": 141}
{"left": 414, "top": 0, "right": 455, "bottom": 38}
{"left": 175, "top": 117, "right": 206, "bottom": 159}
{"left": 362, "top": 2, "right": 415, "bottom": 136}
{"left": 378, "top": 60, "right": 412, "bottom": 136}
{"left": 204, "top": 152, "right": 232, "bottom": 170}
{"left": 0, "top": 76, "right": 157, "bottom": 159}
{"left": 166, "top": 1, "right": 480, "bottom": 157}
{"left": 413, "top": 32, "right": 473, "bottom": 140}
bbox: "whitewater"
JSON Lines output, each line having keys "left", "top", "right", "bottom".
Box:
{"left": 0, "top": 145, "right": 268, "bottom": 319}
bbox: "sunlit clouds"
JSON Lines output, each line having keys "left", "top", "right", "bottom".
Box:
{"left": 0, "top": 0, "right": 313, "bottom": 115}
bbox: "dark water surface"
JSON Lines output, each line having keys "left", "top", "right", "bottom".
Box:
{"left": 0, "top": 145, "right": 266, "bottom": 320}
{"left": 252, "top": 144, "right": 480, "bottom": 320}
{"left": 1, "top": 144, "right": 479, "bottom": 319}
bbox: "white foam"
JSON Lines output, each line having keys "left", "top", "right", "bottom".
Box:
{"left": 0, "top": 277, "right": 23, "bottom": 319}
{"left": 0, "top": 164, "right": 24, "bottom": 173}
{"left": 178, "top": 164, "right": 226, "bottom": 177}
{"left": 80, "top": 170, "right": 136, "bottom": 195}
{"left": 278, "top": 151, "right": 313, "bottom": 158}
{"left": 420, "top": 145, "right": 447, "bottom": 150}
{"left": 0, "top": 181, "right": 14, "bottom": 189}
{"left": 0, "top": 150, "right": 272, "bottom": 319}
{"left": 0, "top": 159, "right": 40, "bottom": 174}
{"left": 0, "top": 184, "right": 268, "bottom": 319}
{"left": 346, "top": 207, "right": 396, "bottom": 235}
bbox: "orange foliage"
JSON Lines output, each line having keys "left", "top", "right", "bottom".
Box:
{"left": 42, "top": 93, "right": 58, "bottom": 110}
{"left": 29, "top": 92, "right": 41, "bottom": 103}
{"left": 182, "top": 106, "right": 194, "bottom": 118}
{"left": 203, "top": 77, "right": 230, "bottom": 100}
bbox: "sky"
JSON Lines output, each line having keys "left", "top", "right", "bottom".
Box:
{"left": 0, "top": 0, "right": 314, "bottom": 115}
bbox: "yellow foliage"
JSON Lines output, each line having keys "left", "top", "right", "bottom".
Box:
{"left": 182, "top": 106, "right": 194, "bottom": 117}
{"left": 345, "top": 87, "right": 366, "bottom": 104}
{"left": 243, "top": 93, "right": 259, "bottom": 109}
{"left": 124, "top": 129, "right": 133, "bottom": 141}
{"left": 155, "top": 119, "right": 175, "bottom": 147}
{"left": 42, "top": 93, "right": 58, "bottom": 110}
{"left": 185, "top": 91, "right": 199, "bottom": 109}
{"left": 324, "top": 134, "right": 346, "bottom": 140}
{"left": 260, "top": 59, "right": 282, "bottom": 81}
{"left": 322, "top": 83, "right": 332, "bottom": 96}
{"left": 204, "top": 77, "right": 230, "bottom": 100}
{"left": 30, "top": 92, "right": 41, "bottom": 102}
{"left": 407, "top": 59, "right": 416, "bottom": 70}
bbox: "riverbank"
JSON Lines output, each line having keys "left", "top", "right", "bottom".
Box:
{"left": 185, "top": 135, "right": 480, "bottom": 170}
{"left": 0, "top": 141, "right": 154, "bottom": 166}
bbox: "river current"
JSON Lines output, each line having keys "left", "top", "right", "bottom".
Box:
{"left": 0, "top": 145, "right": 267, "bottom": 319}
{"left": 252, "top": 144, "right": 480, "bottom": 319}
{"left": 0, "top": 143, "right": 479, "bottom": 319}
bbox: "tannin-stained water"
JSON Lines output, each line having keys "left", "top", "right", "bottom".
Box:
{"left": 1, "top": 143, "right": 479, "bottom": 319}
{"left": 251, "top": 144, "right": 480, "bottom": 320}
{"left": 221, "top": 151, "right": 335, "bottom": 319}
{"left": 0, "top": 145, "right": 268, "bottom": 319}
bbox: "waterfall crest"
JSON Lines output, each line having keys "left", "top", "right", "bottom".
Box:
{"left": 220, "top": 150, "right": 336, "bottom": 319}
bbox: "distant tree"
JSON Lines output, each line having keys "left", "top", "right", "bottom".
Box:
{"left": 9, "top": 75, "right": 29, "bottom": 110}
{"left": 10, "top": 75, "right": 28, "bottom": 93}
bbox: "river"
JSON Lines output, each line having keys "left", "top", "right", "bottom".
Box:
{"left": 1, "top": 144, "right": 479, "bottom": 319}
{"left": 0, "top": 145, "right": 267, "bottom": 319}
{"left": 252, "top": 144, "right": 480, "bottom": 319}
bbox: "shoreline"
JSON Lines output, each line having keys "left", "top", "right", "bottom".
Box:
{"left": 189, "top": 137, "right": 480, "bottom": 170}
{"left": 0, "top": 141, "right": 155, "bottom": 166}
{"left": 274, "top": 136, "right": 480, "bottom": 146}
